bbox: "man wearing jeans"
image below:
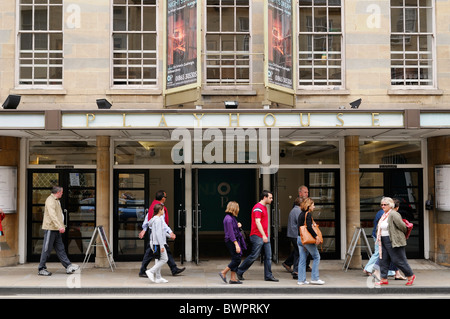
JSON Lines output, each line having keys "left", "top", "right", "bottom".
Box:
{"left": 236, "top": 190, "right": 278, "bottom": 282}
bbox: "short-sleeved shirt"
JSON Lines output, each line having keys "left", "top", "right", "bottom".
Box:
{"left": 250, "top": 202, "right": 268, "bottom": 238}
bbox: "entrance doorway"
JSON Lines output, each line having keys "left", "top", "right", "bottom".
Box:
{"left": 113, "top": 168, "right": 184, "bottom": 261}
{"left": 27, "top": 169, "right": 96, "bottom": 262}
{"left": 192, "top": 168, "right": 257, "bottom": 263}
{"left": 360, "top": 168, "right": 424, "bottom": 258}
{"left": 274, "top": 169, "right": 341, "bottom": 261}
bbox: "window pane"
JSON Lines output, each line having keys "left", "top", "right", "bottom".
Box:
{"left": 207, "top": 7, "right": 220, "bottom": 32}
{"left": 222, "top": 7, "right": 235, "bottom": 32}
{"left": 221, "top": 34, "right": 234, "bottom": 51}
{"left": 128, "top": 6, "right": 142, "bottom": 31}
{"left": 143, "top": 6, "right": 156, "bottom": 31}
{"left": 35, "top": 33, "right": 48, "bottom": 50}
{"left": 49, "top": 33, "right": 62, "bottom": 50}
{"left": 49, "top": 6, "right": 62, "bottom": 31}
{"left": 359, "top": 141, "right": 422, "bottom": 164}
{"left": 128, "top": 34, "right": 142, "bottom": 51}
{"left": 34, "top": 6, "right": 48, "bottom": 30}
{"left": 20, "top": 6, "right": 33, "bottom": 30}
{"left": 113, "top": 6, "right": 127, "bottom": 31}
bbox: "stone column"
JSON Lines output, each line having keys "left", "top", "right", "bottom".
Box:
{"left": 95, "top": 136, "right": 110, "bottom": 268}
{"left": 427, "top": 136, "right": 450, "bottom": 266}
{"left": 0, "top": 137, "right": 20, "bottom": 266}
{"left": 345, "top": 135, "right": 361, "bottom": 268}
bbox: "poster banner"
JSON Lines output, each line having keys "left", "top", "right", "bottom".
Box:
{"left": 166, "top": 0, "right": 198, "bottom": 90}
{"left": 267, "top": 0, "right": 293, "bottom": 89}
{"left": 0, "top": 167, "right": 17, "bottom": 214}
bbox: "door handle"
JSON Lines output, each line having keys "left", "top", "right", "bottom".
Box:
{"left": 198, "top": 210, "right": 202, "bottom": 229}
{"left": 178, "top": 209, "right": 186, "bottom": 228}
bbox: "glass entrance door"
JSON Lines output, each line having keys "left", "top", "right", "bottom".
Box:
{"left": 193, "top": 168, "right": 257, "bottom": 262}
{"left": 113, "top": 168, "right": 184, "bottom": 261}
{"left": 113, "top": 170, "right": 149, "bottom": 261}
{"left": 27, "top": 169, "right": 96, "bottom": 262}
{"left": 360, "top": 168, "right": 423, "bottom": 258}
{"left": 305, "top": 169, "right": 341, "bottom": 259}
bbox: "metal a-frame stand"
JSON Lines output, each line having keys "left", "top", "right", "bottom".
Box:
{"left": 343, "top": 227, "right": 372, "bottom": 272}
{"left": 81, "top": 225, "right": 116, "bottom": 272}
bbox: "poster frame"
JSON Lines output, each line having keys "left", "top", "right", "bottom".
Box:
{"left": 264, "top": 0, "right": 296, "bottom": 95}
{"left": 0, "top": 166, "right": 17, "bottom": 214}
{"left": 163, "top": 0, "right": 202, "bottom": 95}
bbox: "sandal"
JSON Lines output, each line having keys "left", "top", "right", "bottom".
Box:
{"left": 375, "top": 280, "right": 389, "bottom": 286}
{"left": 406, "top": 274, "right": 416, "bottom": 286}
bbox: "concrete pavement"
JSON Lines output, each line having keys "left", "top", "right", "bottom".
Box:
{"left": 0, "top": 259, "right": 449, "bottom": 297}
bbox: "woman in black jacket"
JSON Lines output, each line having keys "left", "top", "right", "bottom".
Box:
{"left": 296, "top": 198, "right": 324, "bottom": 285}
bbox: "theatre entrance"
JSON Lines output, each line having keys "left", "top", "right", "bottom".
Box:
{"left": 27, "top": 169, "right": 96, "bottom": 262}
{"left": 192, "top": 168, "right": 257, "bottom": 263}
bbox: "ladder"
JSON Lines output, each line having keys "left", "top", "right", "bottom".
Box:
{"left": 343, "top": 227, "right": 372, "bottom": 272}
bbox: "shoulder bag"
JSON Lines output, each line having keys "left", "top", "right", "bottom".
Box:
{"left": 299, "top": 212, "right": 323, "bottom": 245}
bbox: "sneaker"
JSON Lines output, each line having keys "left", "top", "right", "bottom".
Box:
{"left": 155, "top": 277, "right": 168, "bottom": 283}
{"left": 66, "top": 264, "right": 80, "bottom": 274}
{"left": 310, "top": 279, "right": 325, "bottom": 285}
{"left": 38, "top": 269, "right": 52, "bottom": 276}
{"left": 297, "top": 280, "right": 309, "bottom": 285}
{"left": 146, "top": 269, "right": 155, "bottom": 282}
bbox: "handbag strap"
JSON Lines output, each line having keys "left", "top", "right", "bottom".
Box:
{"left": 304, "top": 211, "right": 315, "bottom": 226}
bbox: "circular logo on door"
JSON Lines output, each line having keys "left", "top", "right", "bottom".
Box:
{"left": 217, "top": 182, "right": 231, "bottom": 196}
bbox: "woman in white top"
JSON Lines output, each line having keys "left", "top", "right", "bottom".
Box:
{"left": 376, "top": 197, "right": 415, "bottom": 286}
{"left": 146, "top": 204, "right": 170, "bottom": 283}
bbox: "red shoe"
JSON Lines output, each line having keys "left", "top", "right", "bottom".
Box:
{"left": 406, "top": 275, "right": 416, "bottom": 286}
{"left": 375, "top": 280, "right": 389, "bottom": 286}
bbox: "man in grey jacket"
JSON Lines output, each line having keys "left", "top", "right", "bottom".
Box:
{"left": 282, "top": 185, "right": 309, "bottom": 278}
{"left": 38, "top": 186, "right": 79, "bottom": 276}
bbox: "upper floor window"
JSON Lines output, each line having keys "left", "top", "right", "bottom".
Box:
{"left": 205, "top": 0, "right": 250, "bottom": 86}
{"left": 390, "top": 0, "right": 434, "bottom": 87}
{"left": 18, "top": 0, "right": 63, "bottom": 87}
{"left": 112, "top": 0, "right": 157, "bottom": 86}
{"left": 298, "top": 0, "right": 342, "bottom": 88}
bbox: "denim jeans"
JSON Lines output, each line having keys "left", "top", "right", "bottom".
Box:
{"left": 237, "top": 235, "right": 273, "bottom": 279}
{"left": 364, "top": 238, "right": 379, "bottom": 273}
{"left": 297, "top": 236, "right": 320, "bottom": 282}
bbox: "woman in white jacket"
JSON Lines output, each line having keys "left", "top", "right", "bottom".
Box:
{"left": 146, "top": 204, "right": 170, "bottom": 283}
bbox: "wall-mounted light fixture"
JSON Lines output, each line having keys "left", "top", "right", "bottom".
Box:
{"left": 224, "top": 101, "right": 238, "bottom": 109}
{"left": 2, "top": 95, "right": 21, "bottom": 109}
{"left": 349, "top": 98, "right": 362, "bottom": 109}
{"left": 96, "top": 98, "right": 112, "bottom": 109}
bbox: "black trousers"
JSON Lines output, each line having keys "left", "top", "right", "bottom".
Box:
{"left": 225, "top": 240, "right": 241, "bottom": 272}
{"left": 380, "top": 236, "right": 414, "bottom": 279}
{"left": 38, "top": 230, "right": 71, "bottom": 271}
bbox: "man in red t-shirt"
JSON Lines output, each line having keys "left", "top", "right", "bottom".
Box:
{"left": 237, "top": 190, "right": 279, "bottom": 282}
